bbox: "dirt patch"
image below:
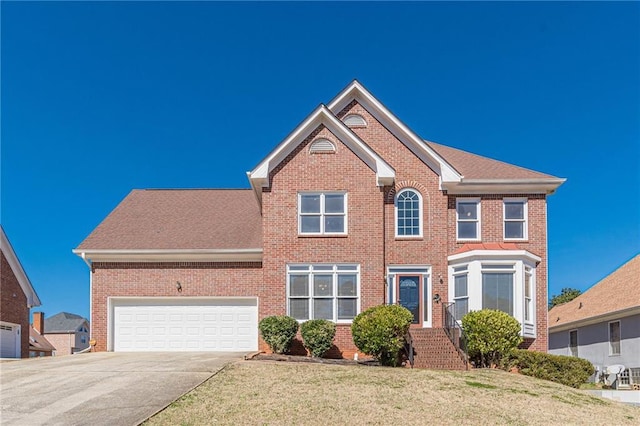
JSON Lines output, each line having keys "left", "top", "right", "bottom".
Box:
{"left": 247, "top": 352, "right": 380, "bottom": 367}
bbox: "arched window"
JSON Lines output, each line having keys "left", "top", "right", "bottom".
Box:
{"left": 395, "top": 189, "right": 422, "bottom": 237}
{"left": 343, "top": 114, "right": 367, "bottom": 127}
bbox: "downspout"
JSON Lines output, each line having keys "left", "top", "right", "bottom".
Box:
{"left": 382, "top": 186, "right": 387, "bottom": 304}
{"left": 80, "top": 252, "right": 93, "bottom": 348}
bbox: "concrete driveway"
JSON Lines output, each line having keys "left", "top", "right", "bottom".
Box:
{"left": 0, "top": 351, "right": 242, "bottom": 426}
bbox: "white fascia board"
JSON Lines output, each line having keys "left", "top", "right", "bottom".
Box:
{"left": 327, "top": 80, "right": 462, "bottom": 186}
{"left": 247, "top": 104, "right": 395, "bottom": 188}
{"left": 448, "top": 249, "right": 542, "bottom": 264}
{"left": 442, "top": 178, "right": 566, "bottom": 195}
{"left": 548, "top": 306, "right": 640, "bottom": 333}
{"left": 73, "top": 248, "right": 263, "bottom": 263}
{"left": 0, "top": 227, "right": 41, "bottom": 307}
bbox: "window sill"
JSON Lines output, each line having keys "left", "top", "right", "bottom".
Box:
{"left": 504, "top": 239, "right": 529, "bottom": 243}
{"left": 298, "top": 234, "right": 348, "bottom": 238}
{"left": 395, "top": 236, "right": 424, "bottom": 241}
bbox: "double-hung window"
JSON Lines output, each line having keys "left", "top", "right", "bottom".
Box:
{"left": 287, "top": 264, "right": 359, "bottom": 322}
{"left": 396, "top": 189, "right": 422, "bottom": 237}
{"left": 504, "top": 199, "right": 527, "bottom": 240}
{"left": 609, "top": 321, "right": 621, "bottom": 356}
{"left": 456, "top": 198, "right": 480, "bottom": 240}
{"left": 299, "top": 192, "right": 346, "bottom": 235}
{"left": 524, "top": 267, "right": 533, "bottom": 323}
{"left": 453, "top": 265, "right": 469, "bottom": 320}
{"left": 481, "top": 264, "right": 515, "bottom": 316}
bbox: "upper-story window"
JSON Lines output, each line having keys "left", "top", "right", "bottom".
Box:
{"left": 343, "top": 114, "right": 367, "bottom": 127}
{"left": 609, "top": 321, "right": 621, "bottom": 356}
{"left": 395, "top": 189, "right": 422, "bottom": 237}
{"left": 504, "top": 199, "right": 528, "bottom": 240}
{"left": 456, "top": 198, "right": 480, "bottom": 240}
{"left": 299, "top": 192, "right": 347, "bottom": 235}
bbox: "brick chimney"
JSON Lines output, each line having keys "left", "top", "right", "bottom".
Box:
{"left": 33, "top": 312, "right": 44, "bottom": 335}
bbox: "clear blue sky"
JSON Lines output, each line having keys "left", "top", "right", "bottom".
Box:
{"left": 2, "top": 2, "right": 638, "bottom": 321}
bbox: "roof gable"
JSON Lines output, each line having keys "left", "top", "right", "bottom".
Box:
{"left": 549, "top": 255, "right": 640, "bottom": 331}
{"left": 44, "top": 312, "right": 89, "bottom": 333}
{"left": 248, "top": 104, "right": 395, "bottom": 201}
{"left": 0, "top": 225, "right": 41, "bottom": 307}
{"left": 327, "top": 80, "right": 461, "bottom": 185}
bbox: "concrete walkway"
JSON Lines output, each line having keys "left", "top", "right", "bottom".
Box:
{"left": 0, "top": 352, "right": 242, "bottom": 426}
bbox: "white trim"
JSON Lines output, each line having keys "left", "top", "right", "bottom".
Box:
{"left": 298, "top": 192, "right": 348, "bottom": 236}
{"left": 73, "top": 248, "right": 263, "bottom": 263}
{"left": 456, "top": 198, "right": 481, "bottom": 241}
{"left": 504, "top": 198, "right": 528, "bottom": 241}
{"left": 327, "top": 81, "right": 461, "bottom": 188}
{"left": 394, "top": 188, "right": 423, "bottom": 238}
{"left": 448, "top": 249, "right": 541, "bottom": 264}
{"left": 248, "top": 104, "right": 395, "bottom": 203}
{"left": 309, "top": 138, "right": 336, "bottom": 153}
{"left": 442, "top": 178, "right": 566, "bottom": 195}
{"left": 549, "top": 306, "right": 640, "bottom": 332}
{"left": 386, "top": 265, "right": 432, "bottom": 328}
{"left": 0, "top": 226, "right": 41, "bottom": 307}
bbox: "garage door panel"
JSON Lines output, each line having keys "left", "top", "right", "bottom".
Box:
{"left": 113, "top": 298, "right": 257, "bottom": 352}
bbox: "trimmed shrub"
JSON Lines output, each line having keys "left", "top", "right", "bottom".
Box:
{"left": 502, "top": 349, "right": 595, "bottom": 388}
{"left": 351, "top": 304, "right": 413, "bottom": 366}
{"left": 300, "top": 319, "right": 336, "bottom": 357}
{"left": 462, "top": 309, "right": 523, "bottom": 368}
{"left": 258, "top": 315, "right": 299, "bottom": 354}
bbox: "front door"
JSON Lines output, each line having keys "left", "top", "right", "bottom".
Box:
{"left": 398, "top": 275, "right": 420, "bottom": 325}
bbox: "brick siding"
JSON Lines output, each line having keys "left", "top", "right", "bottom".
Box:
{"left": 1, "top": 252, "right": 30, "bottom": 358}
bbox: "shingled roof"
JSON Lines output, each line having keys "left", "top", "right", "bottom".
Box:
{"left": 44, "top": 312, "right": 89, "bottom": 333}
{"left": 549, "top": 255, "right": 640, "bottom": 330}
{"left": 76, "top": 189, "right": 262, "bottom": 251}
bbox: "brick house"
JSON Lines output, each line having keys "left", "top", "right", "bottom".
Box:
{"left": 32, "top": 311, "right": 90, "bottom": 356}
{"left": 1, "top": 225, "right": 41, "bottom": 358}
{"left": 74, "top": 81, "right": 564, "bottom": 368}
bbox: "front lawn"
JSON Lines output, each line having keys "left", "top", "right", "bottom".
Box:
{"left": 145, "top": 361, "right": 638, "bottom": 425}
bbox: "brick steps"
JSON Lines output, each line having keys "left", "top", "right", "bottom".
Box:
{"left": 407, "top": 328, "right": 468, "bottom": 370}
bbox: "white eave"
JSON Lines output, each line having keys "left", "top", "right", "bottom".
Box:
{"left": 327, "top": 80, "right": 462, "bottom": 187}
{"left": 0, "top": 226, "right": 41, "bottom": 307}
{"left": 548, "top": 306, "right": 640, "bottom": 333}
{"left": 72, "top": 248, "right": 263, "bottom": 263}
{"left": 247, "top": 104, "right": 395, "bottom": 202}
{"left": 442, "top": 178, "right": 567, "bottom": 195}
{"left": 448, "top": 249, "right": 542, "bottom": 264}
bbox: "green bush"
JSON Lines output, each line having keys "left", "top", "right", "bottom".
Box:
{"left": 502, "top": 349, "right": 595, "bottom": 388}
{"left": 461, "top": 309, "right": 523, "bottom": 368}
{"left": 258, "top": 315, "right": 299, "bottom": 354}
{"left": 300, "top": 319, "right": 336, "bottom": 357}
{"left": 351, "top": 304, "right": 413, "bottom": 366}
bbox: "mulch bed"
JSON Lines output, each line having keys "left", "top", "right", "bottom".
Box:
{"left": 245, "top": 352, "right": 380, "bottom": 366}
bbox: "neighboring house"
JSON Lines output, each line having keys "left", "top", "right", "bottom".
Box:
{"left": 548, "top": 254, "right": 640, "bottom": 386}
{"left": 1, "top": 225, "right": 41, "bottom": 358}
{"left": 35, "top": 312, "right": 90, "bottom": 356}
{"left": 74, "top": 81, "right": 564, "bottom": 367}
{"left": 29, "top": 325, "right": 55, "bottom": 357}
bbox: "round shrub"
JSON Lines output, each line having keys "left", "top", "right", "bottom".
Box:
{"left": 502, "top": 349, "right": 595, "bottom": 388}
{"left": 461, "top": 309, "right": 523, "bottom": 368}
{"left": 258, "top": 315, "right": 299, "bottom": 354}
{"left": 300, "top": 319, "right": 336, "bottom": 357}
{"left": 351, "top": 304, "right": 413, "bottom": 366}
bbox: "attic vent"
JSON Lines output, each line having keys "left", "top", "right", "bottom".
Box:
{"left": 309, "top": 138, "right": 336, "bottom": 153}
{"left": 343, "top": 114, "right": 367, "bottom": 127}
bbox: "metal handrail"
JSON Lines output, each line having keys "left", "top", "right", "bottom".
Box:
{"left": 442, "top": 303, "right": 469, "bottom": 368}
{"left": 404, "top": 331, "right": 414, "bottom": 368}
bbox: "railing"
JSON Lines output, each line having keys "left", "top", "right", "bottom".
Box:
{"left": 442, "top": 302, "right": 469, "bottom": 369}
{"left": 403, "top": 331, "right": 414, "bottom": 368}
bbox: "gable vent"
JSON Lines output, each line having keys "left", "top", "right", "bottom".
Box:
{"left": 309, "top": 138, "right": 336, "bottom": 153}
{"left": 343, "top": 114, "right": 367, "bottom": 127}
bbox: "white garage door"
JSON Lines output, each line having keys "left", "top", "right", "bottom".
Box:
{"left": 0, "top": 322, "right": 20, "bottom": 358}
{"left": 112, "top": 298, "right": 258, "bottom": 352}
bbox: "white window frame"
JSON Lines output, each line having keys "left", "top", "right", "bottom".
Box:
{"left": 386, "top": 265, "right": 432, "bottom": 328}
{"left": 456, "top": 198, "right": 481, "bottom": 241}
{"left": 524, "top": 266, "right": 533, "bottom": 323}
{"left": 287, "top": 264, "right": 360, "bottom": 324}
{"left": 569, "top": 329, "right": 578, "bottom": 357}
{"left": 504, "top": 198, "right": 528, "bottom": 241}
{"left": 395, "top": 188, "right": 423, "bottom": 238}
{"left": 298, "top": 192, "right": 347, "bottom": 235}
{"left": 452, "top": 265, "right": 469, "bottom": 320}
{"left": 609, "top": 321, "right": 621, "bottom": 356}
{"left": 481, "top": 263, "right": 516, "bottom": 316}
{"left": 448, "top": 250, "right": 540, "bottom": 338}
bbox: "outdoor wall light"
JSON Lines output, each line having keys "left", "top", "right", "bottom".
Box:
{"left": 176, "top": 281, "right": 182, "bottom": 292}
{"left": 433, "top": 294, "right": 441, "bottom": 304}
